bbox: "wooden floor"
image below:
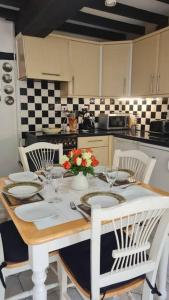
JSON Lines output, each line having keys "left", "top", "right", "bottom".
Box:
{"left": 5, "top": 263, "right": 169, "bottom": 300}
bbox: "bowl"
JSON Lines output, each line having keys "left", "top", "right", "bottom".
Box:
{"left": 9, "top": 171, "right": 38, "bottom": 183}
{"left": 4, "top": 182, "right": 42, "bottom": 199}
{"left": 116, "top": 170, "right": 130, "bottom": 182}
{"left": 42, "top": 128, "right": 61, "bottom": 135}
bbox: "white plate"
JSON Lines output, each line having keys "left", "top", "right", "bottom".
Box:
{"left": 117, "top": 170, "right": 130, "bottom": 182}
{"left": 8, "top": 185, "right": 39, "bottom": 199}
{"left": 15, "top": 202, "right": 58, "bottom": 222}
{"left": 81, "top": 192, "right": 125, "bottom": 208}
{"left": 9, "top": 172, "right": 38, "bottom": 183}
{"left": 88, "top": 195, "right": 119, "bottom": 208}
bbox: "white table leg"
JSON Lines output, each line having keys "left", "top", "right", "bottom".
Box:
{"left": 158, "top": 235, "right": 169, "bottom": 300}
{"left": 29, "top": 244, "right": 49, "bottom": 300}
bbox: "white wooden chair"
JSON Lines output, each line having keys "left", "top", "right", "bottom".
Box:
{"left": 19, "top": 142, "right": 63, "bottom": 172}
{"left": 112, "top": 149, "right": 156, "bottom": 184}
{"left": 58, "top": 196, "right": 169, "bottom": 300}
{"left": 0, "top": 221, "right": 58, "bottom": 300}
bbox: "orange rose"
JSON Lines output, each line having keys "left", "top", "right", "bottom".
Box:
{"left": 63, "top": 161, "right": 71, "bottom": 169}
{"left": 72, "top": 149, "right": 82, "bottom": 156}
{"left": 81, "top": 159, "right": 87, "bottom": 167}
{"left": 91, "top": 156, "right": 99, "bottom": 167}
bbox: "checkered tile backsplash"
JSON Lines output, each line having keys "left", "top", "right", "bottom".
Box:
{"left": 19, "top": 79, "right": 169, "bottom": 137}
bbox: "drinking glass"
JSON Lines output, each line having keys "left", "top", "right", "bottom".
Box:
{"left": 50, "top": 166, "right": 65, "bottom": 201}
{"left": 104, "top": 169, "right": 118, "bottom": 191}
{"left": 41, "top": 159, "right": 54, "bottom": 179}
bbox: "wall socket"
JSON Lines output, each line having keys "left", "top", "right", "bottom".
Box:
{"left": 61, "top": 105, "right": 67, "bottom": 111}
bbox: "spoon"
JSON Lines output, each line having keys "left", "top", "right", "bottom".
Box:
{"left": 70, "top": 201, "right": 90, "bottom": 221}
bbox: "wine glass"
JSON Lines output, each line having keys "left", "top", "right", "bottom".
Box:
{"left": 50, "top": 167, "right": 65, "bottom": 201}
{"left": 41, "top": 159, "right": 54, "bottom": 180}
{"left": 104, "top": 168, "right": 118, "bottom": 191}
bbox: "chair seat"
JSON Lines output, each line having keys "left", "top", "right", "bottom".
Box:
{"left": 0, "top": 221, "right": 28, "bottom": 263}
{"left": 59, "top": 231, "right": 145, "bottom": 295}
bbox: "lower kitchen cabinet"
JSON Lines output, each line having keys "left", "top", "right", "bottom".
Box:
{"left": 78, "top": 136, "right": 113, "bottom": 168}
{"left": 114, "top": 137, "right": 169, "bottom": 192}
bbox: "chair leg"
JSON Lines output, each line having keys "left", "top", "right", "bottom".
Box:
{"left": 58, "top": 261, "right": 68, "bottom": 300}
{"left": 0, "top": 282, "right": 5, "bottom": 300}
{"left": 142, "top": 273, "right": 154, "bottom": 300}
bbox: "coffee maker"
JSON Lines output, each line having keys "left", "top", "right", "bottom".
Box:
{"left": 79, "top": 108, "right": 95, "bottom": 130}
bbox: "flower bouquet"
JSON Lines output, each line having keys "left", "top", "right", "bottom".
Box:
{"left": 60, "top": 148, "right": 99, "bottom": 176}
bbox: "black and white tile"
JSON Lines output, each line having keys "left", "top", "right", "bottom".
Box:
{"left": 19, "top": 79, "right": 169, "bottom": 138}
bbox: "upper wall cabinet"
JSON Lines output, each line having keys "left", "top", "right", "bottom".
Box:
{"left": 131, "top": 35, "right": 159, "bottom": 96}
{"left": 16, "top": 34, "right": 72, "bottom": 81}
{"left": 101, "top": 42, "right": 132, "bottom": 97}
{"left": 157, "top": 30, "right": 169, "bottom": 95}
{"left": 61, "top": 40, "right": 100, "bottom": 97}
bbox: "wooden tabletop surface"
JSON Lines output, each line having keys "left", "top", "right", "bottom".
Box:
{"left": 0, "top": 178, "right": 169, "bottom": 246}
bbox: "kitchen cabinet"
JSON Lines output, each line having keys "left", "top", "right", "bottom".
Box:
{"left": 114, "top": 137, "right": 169, "bottom": 192}
{"left": 16, "top": 34, "right": 72, "bottom": 81}
{"left": 61, "top": 40, "right": 100, "bottom": 97}
{"left": 157, "top": 29, "right": 169, "bottom": 95}
{"left": 132, "top": 27, "right": 169, "bottom": 96}
{"left": 78, "top": 136, "right": 113, "bottom": 168}
{"left": 102, "top": 42, "right": 132, "bottom": 97}
{"left": 131, "top": 34, "right": 159, "bottom": 96}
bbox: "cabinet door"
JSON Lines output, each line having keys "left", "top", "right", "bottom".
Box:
{"left": 41, "top": 36, "right": 71, "bottom": 81}
{"left": 17, "top": 35, "right": 71, "bottom": 81}
{"left": 131, "top": 35, "right": 159, "bottom": 96}
{"left": 102, "top": 43, "right": 131, "bottom": 97}
{"left": 114, "top": 138, "right": 139, "bottom": 151}
{"left": 23, "top": 36, "right": 44, "bottom": 80}
{"left": 92, "top": 147, "right": 109, "bottom": 167}
{"left": 138, "top": 143, "right": 169, "bottom": 192}
{"left": 158, "top": 29, "right": 169, "bottom": 94}
{"left": 70, "top": 41, "right": 100, "bottom": 96}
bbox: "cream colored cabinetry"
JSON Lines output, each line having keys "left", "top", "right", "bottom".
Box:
{"left": 157, "top": 30, "right": 169, "bottom": 95}
{"left": 78, "top": 136, "right": 113, "bottom": 168}
{"left": 102, "top": 42, "right": 132, "bottom": 97}
{"left": 61, "top": 40, "right": 100, "bottom": 97}
{"left": 132, "top": 27, "right": 169, "bottom": 96}
{"left": 131, "top": 35, "right": 159, "bottom": 96}
{"left": 16, "top": 34, "right": 71, "bottom": 81}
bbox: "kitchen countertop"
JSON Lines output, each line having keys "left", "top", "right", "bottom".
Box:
{"left": 25, "top": 129, "right": 169, "bottom": 148}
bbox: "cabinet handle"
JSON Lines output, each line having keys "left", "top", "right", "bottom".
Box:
{"left": 88, "top": 140, "right": 103, "bottom": 143}
{"left": 72, "top": 75, "right": 75, "bottom": 94}
{"left": 123, "top": 77, "right": 126, "bottom": 96}
{"left": 150, "top": 74, "right": 154, "bottom": 93}
{"left": 156, "top": 72, "right": 160, "bottom": 92}
{"left": 42, "top": 72, "right": 61, "bottom": 76}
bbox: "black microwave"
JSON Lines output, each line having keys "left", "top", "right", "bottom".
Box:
{"left": 98, "top": 113, "right": 129, "bottom": 130}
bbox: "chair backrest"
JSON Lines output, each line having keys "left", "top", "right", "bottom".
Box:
{"left": 112, "top": 149, "right": 156, "bottom": 184}
{"left": 90, "top": 196, "right": 169, "bottom": 299}
{"left": 19, "top": 142, "right": 63, "bottom": 171}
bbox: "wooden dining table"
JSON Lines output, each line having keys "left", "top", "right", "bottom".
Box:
{"left": 0, "top": 176, "right": 169, "bottom": 300}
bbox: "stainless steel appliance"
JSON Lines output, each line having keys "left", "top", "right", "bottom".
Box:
{"left": 98, "top": 113, "right": 129, "bottom": 130}
{"left": 149, "top": 120, "right": 169, "bottom": 135}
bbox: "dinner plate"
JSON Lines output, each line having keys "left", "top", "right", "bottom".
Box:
{"left": 81, "top": 192, "right": 126, "bottom": 208}
{"left": 9, "top": 171, "right": 38, "bottom": 183}
{"left": 15, "top": 202, "right": 58, "bottom": 222}
{"left": 3, "top": 182, "right": 42, "bottom": 199}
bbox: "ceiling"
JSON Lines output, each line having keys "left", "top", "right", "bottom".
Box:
{"left": 1, "top": 0, "right": 169, "bottom": 40}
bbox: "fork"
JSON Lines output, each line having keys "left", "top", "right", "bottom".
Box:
{"left": 70, "top": 201, "right": 90, "bottom": 221}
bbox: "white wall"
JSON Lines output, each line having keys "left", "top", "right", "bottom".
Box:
{"left": 0, "top": 18, "right": 20, "bottom": 176}
{"left": 0, "top": 18, "right": 15, "bottom": 52}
